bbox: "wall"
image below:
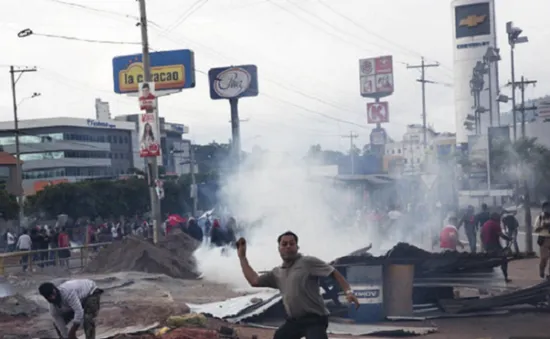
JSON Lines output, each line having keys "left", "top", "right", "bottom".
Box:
{"left": 451, "top": 0, "right": 499, "bottom": 144}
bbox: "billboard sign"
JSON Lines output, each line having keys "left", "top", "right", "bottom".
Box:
{"left": 112, "top": 49, "right": 196, "bottom": 95}
{"left": 455, "top": 2, "right": 491, "bottom": 39}
{"left": 367, "top": 101, "right": 389, "bottom": 124}
{"left": 467, "top": 134, "right": 488, "bottom": 188}
{"left": 359, "top": 56, "right": 394, "bottom": 98}
{"left": 488, "top": 126, "right": 511, "bottom": 188}
{"left": 208, "top": 65, "right": 259, "bottom": 100}
{"left": 370, "top": 128, "right": 387, "bottom": 145}
{"left": 138, "top": 112, "right": 161, "bottom": 158}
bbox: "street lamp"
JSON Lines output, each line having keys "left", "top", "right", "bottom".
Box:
{"left": 18, "top": 92, "right": 41, "bottom": 107}
{"left": 507, "top": 21, "right": 529, "bottom": 141}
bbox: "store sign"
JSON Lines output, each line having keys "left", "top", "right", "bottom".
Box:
{"left": 455, "top": 2, "right": 491, "bottom": 39}
{"left": 208, "top": 65, "right": 259, "bottom": 100}
{"left": 367, "top": 101, "right": 389, "bottom": 124}
{"left": 359, "top": 55, "right": 394, "bottom": 98}
{"left": 86, "top": 119, "right": 116, "bottom": 129}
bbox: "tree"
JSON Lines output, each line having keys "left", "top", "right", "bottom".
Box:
{"left": 0, "top": 189, "right": 19, "bottom": 220}
{"left": 487, "top": 137, "right": 550, "bottom": 201}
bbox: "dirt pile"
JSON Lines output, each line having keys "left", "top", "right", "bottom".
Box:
{"left": 84, "top": 234, "right": 200, "bottom": 279}
{"left": 0, "top": 294, "right": 43, "bottom": 317}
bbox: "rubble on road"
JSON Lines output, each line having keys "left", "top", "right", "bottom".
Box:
{"left": 84, "top": 234, "right": 200, "bottom": 279}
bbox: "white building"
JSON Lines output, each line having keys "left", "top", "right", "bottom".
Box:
{"left": 384, "top": 125, "right": 456, "bottom": 175}
{"left": 451, "top": 0, "right": 499, "bottom": 144}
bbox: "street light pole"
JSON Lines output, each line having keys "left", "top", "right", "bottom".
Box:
{"left": 507, "top": 21, "right": 529, "bottom": 141}
{"left": 9, "top": 65, "right": 37, "bottom": 228}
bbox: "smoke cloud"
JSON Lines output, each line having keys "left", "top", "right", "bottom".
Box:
{"left": 194, "top": 148, "right": 373, "bottom": 289}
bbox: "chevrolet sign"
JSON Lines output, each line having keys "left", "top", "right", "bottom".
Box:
{"left": 455, "top": 2, "right": 491, "bottom": 39}
{"left": 459, "top": 15, "right": 486, "bottom": 27}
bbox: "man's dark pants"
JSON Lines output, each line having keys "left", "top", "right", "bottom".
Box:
{"left": 465, "top": 226, "right": 477, "bottom": 253}
{"left": 274, "top": 314, "right": 328, "bottom": 339}
{"left": 54, "top": 289, "right": 102, "bottom": 339}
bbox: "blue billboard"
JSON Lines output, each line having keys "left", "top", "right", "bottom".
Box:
{"left": 208, "top": 65, "right": 259, "bottom": 100}
{"left": 112, "top": 49, "right": 195, "bottom": 94}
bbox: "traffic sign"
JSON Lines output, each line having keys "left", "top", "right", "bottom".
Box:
{"left": 421, "top": 173, "right": 437, "bottom": 190}
{"left": 367, "top": 102, "right": 389, "bottom": 124}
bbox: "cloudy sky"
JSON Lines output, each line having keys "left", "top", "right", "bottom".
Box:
{"left": 2, "top": 0, "right": 549, "bottom": 154}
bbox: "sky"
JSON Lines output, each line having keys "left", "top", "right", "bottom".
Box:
{"left": 1, "top": 0, "right": 550, "bottom": 154}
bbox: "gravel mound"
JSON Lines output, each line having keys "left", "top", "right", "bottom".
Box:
{"left": 84, "top": 234, "right": 200, "bottom": 279}
{"left": 0, "top": 294, "right": 43, "bottom": 317}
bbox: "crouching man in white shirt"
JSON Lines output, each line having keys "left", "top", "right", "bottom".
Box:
{"left": 38, "top": 279, "right": 103, "bottom": 339}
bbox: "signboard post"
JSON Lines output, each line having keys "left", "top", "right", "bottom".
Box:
{"left": 360, "top": 55, "right": 394, "bottom": 155}
{"left": 208, "top": 65, "right": 259, "bottom": 167}
{"left": 112, "top": 45, "right": 196, "bottom": 242}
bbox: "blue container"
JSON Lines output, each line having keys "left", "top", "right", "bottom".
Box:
{"left": 340, "top": 265, "right": 384, "bottom": 323}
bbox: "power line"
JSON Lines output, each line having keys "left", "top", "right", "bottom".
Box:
{"left": 341, "top": 131, "right": 359, "bottom": 174}
{"left": 160, "top": 0, "right": 209, "bottom": 36}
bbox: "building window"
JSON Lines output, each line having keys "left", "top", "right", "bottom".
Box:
{"left": 0, "top": 133, "right": 63, "bottom": 146}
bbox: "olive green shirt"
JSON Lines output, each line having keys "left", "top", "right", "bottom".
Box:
{"left": 257, "top": 255, "right": 335, "bottom": 318}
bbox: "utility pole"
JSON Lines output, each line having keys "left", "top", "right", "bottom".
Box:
{"left": 342, "top": 131, "right": 358, "bottom": 175}
{"left": 189, "top": 143, "right": 198, "bottom": 217}
{"left": 9, "top": 65, "right": 37, "bottom": 229}
{"left": 407, "top": 57, "right": 440, "bottom": 148}
{"left": 138, "top": 0, "right": 162, "bottom": 243}
{"left": 514, "top": 76, "right": 537, "bottom": 253}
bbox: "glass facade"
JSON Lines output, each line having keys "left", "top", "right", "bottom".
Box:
{"left": 19, "top": 150, "right": 128, "bottom": 161}
{"left": 23, "top": 167, "right": 130, "bottom": 180}
{"left": 0, "top": 132, "right": 131, "bottom": 146}
{"left": 0, "top": 133, "right": 64, "bottom": 146}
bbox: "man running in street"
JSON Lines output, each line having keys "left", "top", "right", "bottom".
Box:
{"left": 38, "top": 279, "right": 103, "bottom": 339}
{"left": 237, "top": 231, "right": 359, "bottom": 339}
{"left": 481, "top": 212, "right": 512, "bottom": 283}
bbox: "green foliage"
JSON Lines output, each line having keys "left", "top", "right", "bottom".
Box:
{"left": 0, "top": 188, "right": 19, "bottom": 220}
{"left": 25, "top": 173, "right": 218, "bottom": 219}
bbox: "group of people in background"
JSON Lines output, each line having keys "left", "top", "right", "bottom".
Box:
{"left": 3, "top": 225, "right": 71, "bottom": 271}
{"left": 439, "top": 201, "right": 550, "bottom": 281}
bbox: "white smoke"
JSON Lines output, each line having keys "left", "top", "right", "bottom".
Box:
{"left": 194, "top": 149, "right": 372, "bottom": 289}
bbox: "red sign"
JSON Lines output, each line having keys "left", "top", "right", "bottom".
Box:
{"left": 359, "top": 55, "right": 394, "bottom": 98}
{"left": 375, "top": 56, "right": 393, "bottom": 74}
{"left": 367, "top": 102, "right": 389, "bottom": 124}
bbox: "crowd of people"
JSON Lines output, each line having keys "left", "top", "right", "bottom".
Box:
{"left": 439, "top": 201, "right": 550, "bottom": 282}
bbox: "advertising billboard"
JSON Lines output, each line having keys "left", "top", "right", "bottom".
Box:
{"left": 112, "top": 49, "right": 196, "bottom": 95}
{"left": 488, "top": 126, "right": 511, "bottom": 188}
{"left": 138, "top": 112, "right": 161, "bottom": 158}
{"left": 367, "top": 102, "right": 389, "bottom": 124}
{"left": 208, "top": 65, "right": 259, "bottom": 100}
{"left": 467, "top": 134, "right": 488, "bottom": 188}
{"left": 359, "top": 56, "right": 394, "bottom": 98}
{"left": 451, "top": 0, "right": 498, "bottom": 143}
{"left": 370, "top": 128, "right": 387, "bottom": 145}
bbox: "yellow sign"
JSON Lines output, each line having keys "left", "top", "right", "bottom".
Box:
{"left": 459, "top": 15, "right": 486, "bottom": 28}
{"left": 118, "top": 62, "right": 185, "bottom": 92}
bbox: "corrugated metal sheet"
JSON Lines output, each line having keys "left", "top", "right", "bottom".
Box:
{"left": 188, "top": 290, "right": 281, "bottom": 321}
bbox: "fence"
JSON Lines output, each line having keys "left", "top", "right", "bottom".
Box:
{"left": 0, "top": 242, "right": 111, "bottom": 275}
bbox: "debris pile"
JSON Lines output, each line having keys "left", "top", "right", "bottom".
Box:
{"left": 0, "top": 294, "right": 43, "bottom": 317}
{"left": 84, "top": 234, "right": 200, "bottom": 279}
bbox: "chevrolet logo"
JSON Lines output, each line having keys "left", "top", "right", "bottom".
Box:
{"left": 459, "top": 15, "right": 486, "bottom": 27}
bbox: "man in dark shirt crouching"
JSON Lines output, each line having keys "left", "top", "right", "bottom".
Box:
{"left": 237, "top": 231, "right": 359, "bottom": 339}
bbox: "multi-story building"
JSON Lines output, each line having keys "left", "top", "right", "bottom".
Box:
{"left": 0, "top": 116, "right": 136, "bottom": 194}
{"left": 0, "top": 98, "right": 191, "bottom": 194}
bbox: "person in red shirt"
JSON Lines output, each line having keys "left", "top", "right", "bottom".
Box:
{"left": 440, "top": 216, "right": 465, "bottom": 251}
{"left": 481, "top": 212, "right": 511, "bottom": 282}
{"left": 57, "top": 227, "right": 71, "bottom": 268}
